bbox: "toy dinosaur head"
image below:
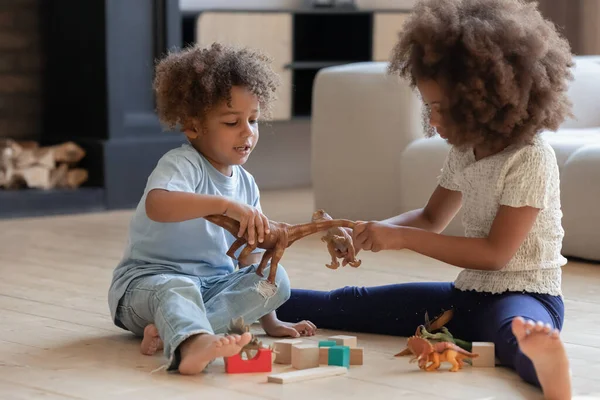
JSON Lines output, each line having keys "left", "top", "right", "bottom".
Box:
{"left": 311, "top": 209, "right": 328, "bottom": 221}
{"left": 407, "top": 336, "right": 434, "bottom": 369}
{"left": 228, "top": 316, "right": 250, "bottom": 335}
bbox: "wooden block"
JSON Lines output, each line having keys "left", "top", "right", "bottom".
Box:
{"left": 267, "top": 366, "right": 347, "bottom": 384}
{"left": 273, "top": 339, "right": 303, "bottom": 364}
{"left": 350, "top": 347, "right": 363, "bottom": 365}
{"left": 318, "top": 340, "right": 336, "bottom": 347}
{"left": 319, "top": 347, "right": 329, "bottom": 364}
{"left": 328, "top": 345, "right": 350, "bottom": 368}
{"left": 291, "top": 344, "right": 320, "bottom": 370}
{"left": 472, "top": 342, "right": 495, "bottom": 368}
{"left": 329, "top": 335, "right": 357, "bottom": 348}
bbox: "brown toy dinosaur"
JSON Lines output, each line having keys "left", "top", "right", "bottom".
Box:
{"left": 228, "top": 317, "right": 271, "bottom": 360}
{"left": 405, "top": 336, "right": 478, "bottom": 372}
{"left": 311, "top": 209, "right": 361, "bottom": 269}
{"left": 204, "top": 214, "right": 357, "bottom": 284}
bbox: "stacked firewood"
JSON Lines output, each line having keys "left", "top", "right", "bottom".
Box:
{"left": 0, "top": 139, "right": 88, "bottom": 190}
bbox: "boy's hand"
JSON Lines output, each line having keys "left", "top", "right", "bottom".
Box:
{"left": 224, "top": 201, "right": 270, "bottom": 245}
{"left": 353, "top": 221, "right": 405, "bottom": 252}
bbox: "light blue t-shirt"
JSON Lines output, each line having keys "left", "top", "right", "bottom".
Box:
{"left": 108, "top": 143, "right": 262, "bottom": 327}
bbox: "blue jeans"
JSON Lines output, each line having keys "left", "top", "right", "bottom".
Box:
{"left": 276, "top": 282, "right": 564, "bottom": 387}
{"left": 116, "top": 264, "right": 291, "bottom": 371}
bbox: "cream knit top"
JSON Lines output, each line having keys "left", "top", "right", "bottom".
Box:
{"left": 438, "top": 135, "right": 566, "bottom": 296}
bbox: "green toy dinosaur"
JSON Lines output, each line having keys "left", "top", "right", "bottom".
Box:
{"left": 395, "top": 310, "right": 472, "bottom": 357}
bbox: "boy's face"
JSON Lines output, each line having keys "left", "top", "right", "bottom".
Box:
{"left": 186, "top": 85, "right": 260, "bottom": 176}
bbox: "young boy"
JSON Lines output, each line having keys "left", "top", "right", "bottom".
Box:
{"left": 108, "top": 43, "right": 315, "bottom": 375}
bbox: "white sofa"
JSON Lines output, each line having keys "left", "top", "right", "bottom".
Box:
{"left": 312, "top": 56, "right": 600, "bottom": 262}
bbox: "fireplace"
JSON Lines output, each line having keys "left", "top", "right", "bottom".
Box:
{"left": 0, "top": 0, "right": 183, "bottom": 218}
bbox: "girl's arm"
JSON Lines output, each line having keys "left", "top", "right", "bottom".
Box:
{"left": 401, "top": 205, "right": 540, "bottom": 270}
{"left": 382, "top": 185, "right": 463, "bottom": 233}
{"left": 355, "top": 204, "right": 540, "bottom": 271}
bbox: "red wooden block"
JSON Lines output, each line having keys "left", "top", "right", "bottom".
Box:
{"left": 224, "top": 348, "right": 273, "bottom": 374}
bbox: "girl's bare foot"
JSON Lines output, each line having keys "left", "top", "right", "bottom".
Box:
{"left": 140, "top": 324, "right": 164, "bottom": 356}
{"left": 512, "top": 317, "right": 571, "bottom": 400}
{"left": 178, "top": 332, "right": 252, "bottom": 375}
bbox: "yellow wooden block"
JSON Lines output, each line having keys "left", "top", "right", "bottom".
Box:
{"left": 319, "top": 347, "right": 329, "bottom": 364}
{"left": 350, "top": 347, "right": 363, "bottom": 365}
{"left": 267, "top": 366, "right": 348, "bottom": 384}
{"left": 328, "top": 335, "right": 357, "bottom": 348}
{"left": 472, "top": 342, "right": 495, "bottom": 368}
{"left": 292, "top": 344, "right": 320, "bottom": 370}
{"left": 273, "top": 339, "right": 303, "bottom": 364}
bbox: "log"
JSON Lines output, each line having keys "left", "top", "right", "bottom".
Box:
{"left": 0, "top": 140, "right": 88, "bottom": 190}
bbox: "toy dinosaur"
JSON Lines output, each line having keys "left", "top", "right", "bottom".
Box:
{"left": 204, "top": 214, "right": 357, "bottom": 284}
{"left": 395, "top": 309, "right": 471, "bottom": 356}
{"left": 406, "top": 336, "right": 479, "bottom": 372}
{"left": 227, "top": 316, "right": 271, "bottom": 360}
{"left": 416, "top": 325, "right": 472, "bottom": 352}
{"left": 311, "top": 209, "right": 361, "bottom": 270}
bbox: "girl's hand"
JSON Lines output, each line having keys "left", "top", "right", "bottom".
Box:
{"left": 353, "top": 221, "right": 404, "bottom": 252}
{"left": 224, "top": 201, "right": 270, "bottom": 245}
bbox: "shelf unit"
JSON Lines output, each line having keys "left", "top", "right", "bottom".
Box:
{"left": 184, "top": 7, "right": 409, "bottom": 120}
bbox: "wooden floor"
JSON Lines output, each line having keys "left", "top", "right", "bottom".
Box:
{"left": 1, "top": 188, "right": 599, "bottom": 399}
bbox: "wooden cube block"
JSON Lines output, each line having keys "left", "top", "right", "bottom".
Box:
{"left": 273, "top": 339, "right": 303, "bottom": 364}
{"left": 291, "top": 344, "right": 320, "bottom": 370}
{"left": 319, "top": 347, "right": 329, "bottom": 364}
{"left": 318, "top": 340, "right": 336, "bottom": 347}
{"left": 350, "top": 347, "right": 363, "bottom": 365}
{"left": 471, "top": 342, "right": 495, "bottom": 368}
{"left": 329, "top": 335, "right": 357, "bottom": 348}
{"left": 328, "top": 345, "right": 350, "bottom": 368}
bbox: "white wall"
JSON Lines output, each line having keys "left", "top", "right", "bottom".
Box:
{"left": 180, "top": 0, "right": 416, "bottom": 11}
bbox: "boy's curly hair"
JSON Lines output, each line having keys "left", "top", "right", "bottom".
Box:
{"left": 153, "top": 42, "right": 280, "bottom": 130}
{"left": 389, "top": 0, "right": 574, "bottom": 150}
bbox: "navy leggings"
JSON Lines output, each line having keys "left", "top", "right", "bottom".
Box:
{"left": 276, "top": 282, "right": 564, "bottom": 387}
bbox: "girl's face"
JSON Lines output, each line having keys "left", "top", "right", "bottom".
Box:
{"left": 416, "top": 79, "right": 449, "bottom": 140}
{"left": 186, "top": 85, "right": 260, "bottom": 176}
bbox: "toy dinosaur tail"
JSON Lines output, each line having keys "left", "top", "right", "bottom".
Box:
{"left": 289, "top": 219, "right": 356, "bottom": 242}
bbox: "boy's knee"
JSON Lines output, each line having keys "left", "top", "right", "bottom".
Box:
{"left": 155, "top": 275, "right": 201, "bottom": 301}
{"left": 256, "top": 264, "right": 291, "bottom": 304}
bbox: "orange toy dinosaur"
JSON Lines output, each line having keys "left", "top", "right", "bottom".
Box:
{"left": 311, "top": 209, "right": 361, "bottom": 269}
{"left": 405, "top": 336, "right": 479, "bottom": 372}
{"left": 204, "top": 214, "right": 357, "bottom": 284}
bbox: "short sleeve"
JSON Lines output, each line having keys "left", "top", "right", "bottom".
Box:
{"left": 438, "top": 147, "right": 460, "bottom": 191}
{"left": 499, "top": 144, "right": 557, "bottom": 209}
{"left": 146, "top": 153, "right": 201, "bottom": 193}
{"left": 250, "top": 179, "right": 265, "bottom": 254}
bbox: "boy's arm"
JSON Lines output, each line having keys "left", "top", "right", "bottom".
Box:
{"left": 145, "top": 189, "right": 228, "bottom": 222}
{"left": 382, "top": 185, "right": 462, "bottom": 233}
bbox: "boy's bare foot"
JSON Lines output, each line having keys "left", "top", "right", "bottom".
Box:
{"left": 512, "top": 317, "right": 571, "bottom": 400}
{"left": 178, "top": 332, "right": 252, "bottom": 375}
{"left": 140, "top": 324, "right": 164, "bottom": 356}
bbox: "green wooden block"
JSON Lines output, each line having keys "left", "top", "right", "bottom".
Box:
{"left": 328, "top": 345, "right": 350, "bottom": 368}
{"left": 318, "top": 340, "right": 336, "bottom": 347}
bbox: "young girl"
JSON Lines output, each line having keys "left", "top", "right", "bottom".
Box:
{"left": 277, "top": 0, "right": 572, "bottom": 398}
{"left": 108, "top": 43, "right": 315, "bottom": 375}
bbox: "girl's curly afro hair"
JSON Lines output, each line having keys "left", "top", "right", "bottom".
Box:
{"left": 389, "top": 0, "right": 574, "bottom": 150}
{"left": 153, "top": 42, "right": 280, "bottom": 130}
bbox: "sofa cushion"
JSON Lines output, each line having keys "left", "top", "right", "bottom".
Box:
{"left": 541, "top": 127, "right": 600, "bottom": 168}
{"left": 560, "top": 56, "right": 600, "bottom": 129}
